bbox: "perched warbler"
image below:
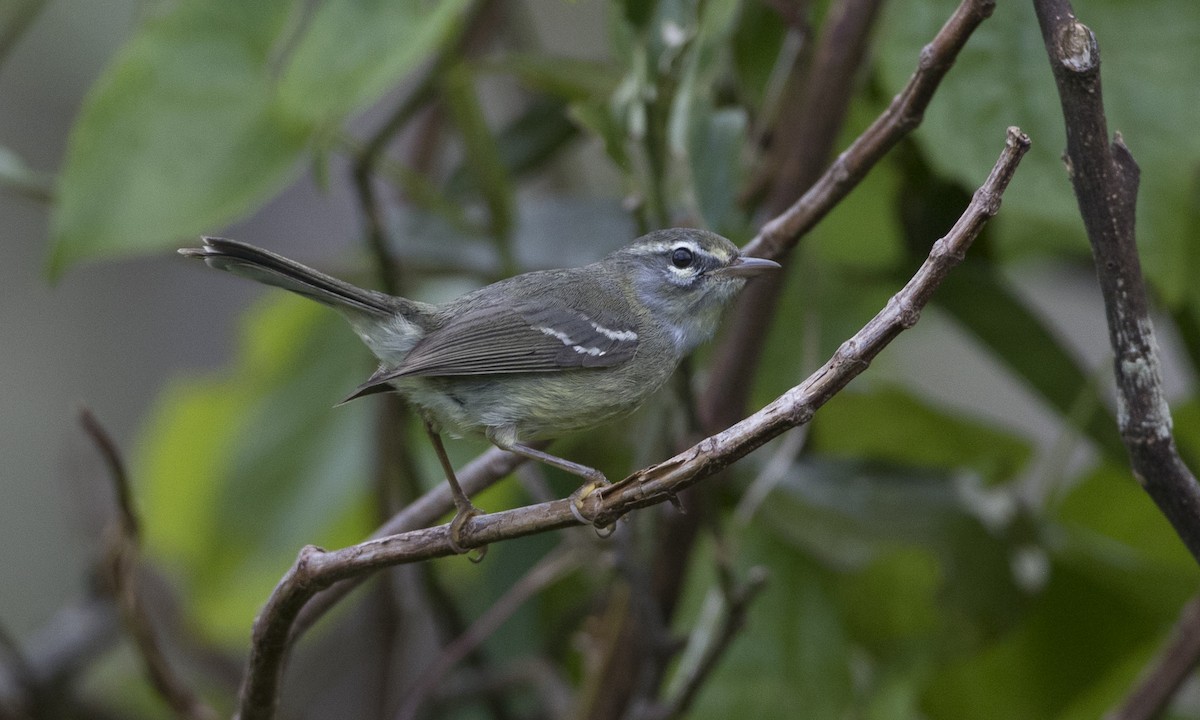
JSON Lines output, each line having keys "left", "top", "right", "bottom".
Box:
{"left": 181, "top": 228, "right": 778, "bottom": 551}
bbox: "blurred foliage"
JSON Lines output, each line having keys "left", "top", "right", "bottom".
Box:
{"left": 14, "top": 0, "right": 1200, "bottom": 717}
{"left": 47, "top": 0, "right": 470, "bottom": 274}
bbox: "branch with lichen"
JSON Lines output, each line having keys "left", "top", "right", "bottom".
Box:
{"left": 1032, "top": 0, "right": 1200, "bottom": 562}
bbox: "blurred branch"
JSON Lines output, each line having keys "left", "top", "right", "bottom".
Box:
{"left": 79, "top": 408, "right": 217, "bottom": 720}
{"left": 0, "top": 0, "right": 45, "bottom": 70}
{"left": 764, "top": 0, "right": 884, "bottom": 216}
{"left": 706, "top": 0, "right": 883, "bottom": 430}
{"left": 352, "top": 0, "right": 506, "bottom": 293}
{"left": 703, "top": 0, "right": 996, "bottom": 430}
{"left": 235, "top": 127, "right": 1030, "bottom": 720}
{"left": 641, "top": 566, "right": 769, "bottom": 720}
{"left": 1032, "top": 0, "right": 1200, "bottom": 563}
{"left": 748, "top": 0, "right": 994, "bottom": 259}
{"left": 393, "top": 545, "right": 585, "bottom": 720}
{"left": 1106, "top": 595, "right": 1200, "bottom": 720}
{"left": 352, "top": 80, "right": 436, "bottom": 296}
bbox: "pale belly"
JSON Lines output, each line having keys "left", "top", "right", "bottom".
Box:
{"left": 393, "top": 364, "right": 674, "bottom": 441}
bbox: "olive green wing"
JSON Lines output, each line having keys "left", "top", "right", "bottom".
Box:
{"left": 343, "top": 302, "right": 640, "bottom": 400}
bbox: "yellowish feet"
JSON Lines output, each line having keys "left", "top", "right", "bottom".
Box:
{"left": 448, "top": 503, "right": 488, "bottom": 562}
{"left": 568, "top": 477, "right": 615, "bottom": 537}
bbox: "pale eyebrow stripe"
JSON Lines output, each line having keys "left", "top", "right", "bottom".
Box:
{"left": 624, "top": 240, "right": 733, "bottom": 264}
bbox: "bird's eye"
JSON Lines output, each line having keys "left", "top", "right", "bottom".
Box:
{"left": 671, "top": 247, "right": 694, "bottom": 269}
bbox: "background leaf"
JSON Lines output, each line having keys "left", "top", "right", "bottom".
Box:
{"left": 49, "top": 0, "right": 468, "bottom": 274}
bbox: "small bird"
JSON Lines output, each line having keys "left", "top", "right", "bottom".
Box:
{"left": 181, "top": 228, "right": 778, "bottom": 551}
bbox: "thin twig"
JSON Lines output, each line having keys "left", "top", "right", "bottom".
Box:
{"left": 351, "top": 0, "right": 503, "bottom": 294}
{"left": 352, "top": 82, "right": 436, "bottom": 295}
{"left": 79, "top": 408, "right": 217, "bottom": 720}
{"left": 393, "top": 545, "right": 585, "bottom": 720}
{"left": 234, "top": 127, "right": 1030, "bottom": 720}
{"left": 1031, "top": 0, "right": 1200, "bottom": 561}
{"left": 703, "top": 0, "right": 996, "bottom": 430}
{"left": 1105, "top": 595, "right": 1200, "bottom": 720}
{"left": 643, "top": 566, "right": 769, "bottom": 720}
{"left": 79, "top": 408, "right": 140, "bottom": 541}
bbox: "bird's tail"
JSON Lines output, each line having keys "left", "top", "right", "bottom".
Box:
{"left": 180, "top": 237, "right": 400, "bottom": 318}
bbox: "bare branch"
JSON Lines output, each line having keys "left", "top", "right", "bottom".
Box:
{"left": 80, "top": 409, "right": 217, "bottom": 720}
{"left": 234, "top": 127, "right": 1030, "bottom": 720}
{"left": 79, "top": 407, "right": 139, "bottom": 541}
{"left": 1032, "top": 0, "right": 1200, "bottom": 561}
{"left": 704, "top": 0, "right": 997, "bottom": 429}
{"left": 749, "top": 0, "right": 995, "bottom": 259}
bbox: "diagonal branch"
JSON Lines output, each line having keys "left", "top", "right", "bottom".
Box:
{"left": 703, "top": 0, "right": 996, "bottom": 429}
{"left": 235, "top": 127, "right": 1030, "bottom": 720}
{"left": 748, "top": 0, "right": 995, "bottom": 260}
{"left": 1031, "top": 0, "right": 1200, "bottom": 561}
{"left": 1105, "top": 594, "right": 1200, "bottom": 720}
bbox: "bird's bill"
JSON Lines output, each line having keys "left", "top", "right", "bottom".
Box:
{"left": 716, "top": 255, "right": 782, "bottom": 277}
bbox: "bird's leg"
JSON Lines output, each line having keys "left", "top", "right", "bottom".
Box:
{"left": 485, "top": 428, "right": 610, "bottom": 529}
{"left": 423, "top": 419, "right": 484, "bottom": 557}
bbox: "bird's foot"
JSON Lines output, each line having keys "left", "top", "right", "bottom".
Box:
{"left": 569, "top": 475, "right": 615, "bottom": 537}
{"left": 448, "top": 503, "right": 488, "bottom": 563}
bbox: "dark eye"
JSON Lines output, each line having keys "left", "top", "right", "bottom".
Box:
{"left": 671, "top": 247, "right": 694, "bottom": 269}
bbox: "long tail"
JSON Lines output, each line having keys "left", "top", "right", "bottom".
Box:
{"left": 180, "top": 237, "right": 401, "bottom": 317}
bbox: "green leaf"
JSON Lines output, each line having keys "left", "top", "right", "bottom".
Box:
{"left": 447, "top": 96, "right": 580, "bottom": 198}
{"left": 688, "top": 107, "right": 748, "bottom": 234}
{"left": 810, "top": 385, "right": 1033, "bottom": 485}
{"left": 276, "top": 0, "right": 468, "bottom": 126}
{"left": 923, "top": 547, "right": 1190, "bottom": 720}
{"left": 1057, "top": 462, "right": 1197, "bottom": 578}
{"left": 934, "top": 264, "right": 1126, "bottom": 463}
{"left": 875, "top": 0, "right": 1200, "bottom": 312}
{"left": 620, "top": 0, "right": 658, "bottom": 31}
{"left": 836, "top": 547, "right": 940, "bottom": 649}
{"left": 677, "top": 531, "right": 855, "bottom": 720}
{"left": 569, "top": 100, "right": 632, "bottom": 173}
{"left": 484, "top": 54, "right": 620, "bottom": 103}
{"left": 49, "top": 0, "right": 468, "bottom": 275}
{"left": 136, "top": 294, "right": 375, "bottom": 642}
{"left": 731, "top": 1, "right": 788, "bottom": 112}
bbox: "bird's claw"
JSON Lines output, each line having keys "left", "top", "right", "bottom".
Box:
{"left": 569, "top": 478, "right": 615, "bottom": 537}
{"left": 448, "top": 504, "right": 488, "bottom": 562}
